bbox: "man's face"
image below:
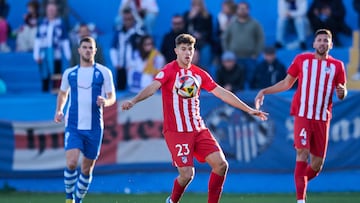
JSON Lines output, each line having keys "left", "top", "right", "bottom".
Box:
{"left": 78, "top": 41, "right": 96, "bottom": 63}
{"left": 46, "top": 4, "right": 58, "bottom": 20}
{"left": 172, "top": 17, "right": 185, "bottom": 33}
{"left": 313, "top": 34, "right": 332, "bottom": 56}
{"left": 175, "top": 43, "right": 194, "bottom": 66}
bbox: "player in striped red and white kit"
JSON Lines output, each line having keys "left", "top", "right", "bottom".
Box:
{"left": 255, "top": 29, "right": 347, "bottom": 203}
{"left": 122, "top": 33, "right": 268, "bottom": 203}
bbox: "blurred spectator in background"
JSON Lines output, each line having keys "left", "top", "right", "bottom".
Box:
{"left": 40, "top": 0, "right": 69, "bottom": 30}
{"left": 0, "top": 76, "right": 6, "bottom": 94}
{"left": 160, "top": 14, "right": 186, "bottom": 63}
{"left": 213, "top": 0, "right": 236, "bottom": 60}
{"left": 70, "top": 23, "right": 105, "bottom": 67}
{"left": 251, "top": 46, "right": 287, "bottom": 89}
{"left": 183, "top": 0, "right": 213, "bottom": 70}
{"left": 307, "top": 0, "right": 352, "bottom": 46}
{"left": 115, "top": 0, "right": 159, "bottom": 35}
{"left": 33, "top": 2, "right": 71, "bottom": 93}
{"left": 0, "top": 0, "right": 10, "bottom": 52}
{"left": 127, "top": 35, "right": 164, "bottom": 93}
{"left": 16, "top": 0, "right": 40, "bottom": 52}
{"left": 275, "top": 0, "right": 308, "bottom": 50}
{"left": 352, "top": 0, "right": 360, "bottom": 80}
{"left": 216, "top": 51, "right": 246, "bottom": 93}
{"left": 110, "top": 7, "right": 144, "bottom": 91}
{"left": 221, "top": 1, "right": 264, "bottom": 89}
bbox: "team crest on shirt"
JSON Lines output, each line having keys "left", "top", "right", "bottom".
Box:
{"left": 70, "top": 72, "right": 76, "bottom": 76}
{"left": 95, "top": 71, "right": 100, "bottom": 78}
{"left": 325, "top": 66, "right": 331, "bottom": 74}
{"left": 181, "top": 156, "right": 188, "bottom": 164}
{"left": 204, "top": 104, "right": 274, "bottom": 163}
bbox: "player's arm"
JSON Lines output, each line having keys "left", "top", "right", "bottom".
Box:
{"left": 255, "top": 74, "right": 297, "bottom": 109}
{"left": 54, "top": 90, "right": 69, "bottom": 122}
{"left": 211, "top": 85, "right": 268, "bottom": 121}
{"left": 121, "top": 80, "right": 162, "bottom": 110}
{"left": 336, "top": 83, "right": 347, "bottom": 100}
{"left": 97, "top": 91, "right": 116, "bottom": 107}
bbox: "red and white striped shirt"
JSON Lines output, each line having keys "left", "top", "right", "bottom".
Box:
{"left": 155, "top": 61, "right": 217, "bottom": 132}
{"left": 288, "top": 53, "right": 346, "bottom": 121}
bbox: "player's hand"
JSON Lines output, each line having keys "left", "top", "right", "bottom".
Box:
{"left": 248, "top": 109, "right": 268, "bottom": 121}
{"left": 54, "top": 111, "right": 64, "bottom": 123}
{"left": 97, "top": 95, "right": 106, "bottom": 107}
{"left": 121, "top": 100, "right": 135, "bottom": 111}
{"left": 254, "top": 90, "right": 265, "bottom": 110}
{"left": 336, "top": 83, "right": 346, "bottom": 100}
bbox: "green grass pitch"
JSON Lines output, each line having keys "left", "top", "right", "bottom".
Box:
{"left": 0, "top": 192, "right": 360, "bottom": 203}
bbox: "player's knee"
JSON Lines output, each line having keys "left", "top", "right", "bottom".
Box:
{"left": 66, "top": 159, "right": 78, "bottom": 170}
{"left": 178, "top": 168, "right": 195, "bottom": 182}
{"left": 311, "top": 158, "right": 324, "bottom": 171}
{"left": 214, "top": 160, "right": 229, "bottom": 175}
{"left": 296, "top": 149, "right": 309, "bottom": 161}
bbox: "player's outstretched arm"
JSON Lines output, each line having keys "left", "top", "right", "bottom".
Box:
{"left": 121, "top": 80, "right": 162, "bottom": 110}
{"left": 211, "top": 85, "right": 268, "bottom": 121}
{"left": 255, "top": 74, "right": 296, "bottom": 109}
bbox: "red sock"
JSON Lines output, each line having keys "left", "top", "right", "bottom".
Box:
{"left": 208, "top": 172, "right": 225, "bottom": 203}
{"left": 170, "top": 179, "right": 186, "bottom": 203}
{"left": 294, "top": 161, "right": 308, "bottom": 200}
{"left": 306, "top": 165, "right": 319, "bottom": 181}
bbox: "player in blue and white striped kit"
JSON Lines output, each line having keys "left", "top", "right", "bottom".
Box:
{"left": 54, "top": 36, "right": 116, "bottom": 203}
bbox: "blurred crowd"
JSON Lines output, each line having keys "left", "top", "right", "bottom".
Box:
{"left": 0, "top": 0, "right": 357, "bottom": 94}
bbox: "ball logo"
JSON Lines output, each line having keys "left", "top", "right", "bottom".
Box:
{"left": 205, "top": 104, "right": 274, "bottom": 163}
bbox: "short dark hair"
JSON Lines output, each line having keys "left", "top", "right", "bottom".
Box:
{"left": 314, "top": 29, "right": 332, "bottom": 40}
{"left": 175, "top": 34, "right": 196, "bottom": 47}
{"left": 79, "top": 36, "right": 96, "bottom": 46}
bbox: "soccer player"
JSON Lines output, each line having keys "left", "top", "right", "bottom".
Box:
{"left": 54, "top": 36, "right": 116, "bottom": 203}
{"left": 121, "top": 33, "right": 268, "bottom": 203}
{"left": 255, "top": 29, "right": 347, "bottom": 203}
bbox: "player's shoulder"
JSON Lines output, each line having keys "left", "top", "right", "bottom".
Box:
{"left": 63, "top": 65, "right": 78, "bottom": 74}
{"left": 95, "top": 63, "right": 112, "bottom": 73}
{"left": 296, "top": 52, "right": 314, "bottom": 59}
{"left": 327, "top": 55, "right": 344, "bottom": 65}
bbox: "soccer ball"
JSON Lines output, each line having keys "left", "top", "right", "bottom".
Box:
{"left": 175, "top": 75, "right": 199, "bottom": 98}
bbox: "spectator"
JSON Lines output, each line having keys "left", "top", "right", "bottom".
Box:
{"left": 160, "top": 14, "right": 186, "bottom": 63}
{"left": 0, "top": 0, "right": 10, "bottom": 52}
{"left": 33, "top": 2, "right": 71, "bottom": 93}
{"left": 221, "top": 1, "right": 265, "bottom": 89}
{"left": 110, "top": 7, "right": 144, "bottom": 90}
{"left": 213, "top": 0, "right": 236, "bottom": 60}
{"left": 275, "top": 0, "right": 308, "bottom": 50}
{"left": 216, "top": 51, "right": 246, "bottom": 93}
{"left": 16, "top": 0, "right": 40, "bottom": 52}
{"left": 70, "top": 23, "right": 105, "bottom": 66}
{"left": 40, "top": 0, "right": 69, "bottom": 30}
{"left": 127, "top": 35, "right": 165, "bottom": 93}
{"left": 307, "top": 0, "right": 352, "bottom": 46}
{"left": 115, "top": 0, "right": 159, "bottom": 35}
{"left": 183, "top": 0, "right": 213, "bottom": 69}
{"left": 250, "top": 46, "right": 287, "bottom": 89}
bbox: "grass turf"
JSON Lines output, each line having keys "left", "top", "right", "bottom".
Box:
{"left": 0, "top": 192, "right": 360, "bottom": 203}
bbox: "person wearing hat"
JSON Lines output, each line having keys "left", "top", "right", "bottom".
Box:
{"left": 250, "top": 46, "right": 287, "bottom": 89}
{"left": 216, "top": 51, "right": 246, "bottom": 93}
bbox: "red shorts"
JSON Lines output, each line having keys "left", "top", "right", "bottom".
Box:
{"left": 293, "top": 116, "right": 330, "bottom": 158}
{"left": 164, "top": 129, "right": 221, "bottom": 167}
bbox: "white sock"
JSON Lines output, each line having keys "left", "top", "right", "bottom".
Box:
{"left": 297, "top": 200, "right": 305, "bottom": 203}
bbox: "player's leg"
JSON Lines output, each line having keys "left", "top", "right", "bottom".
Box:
{"left": 168, "top": 166, "right": 194, "bottom": 203}
{"left": 293, "top": 116, "right": 311, "bottom": 203}
{"left": 163, "top": 131, "right": 195, "bottom": 203}
{"left": 64, "top": 149, "right": 81, "bottom": 203}
{"left": 306, "top": 119, "right": 329, "bottom": 181}
{"left": 205, "top": 151, "right": 228, "bottom": 203}
{"left": 64, "top": 129, "right": 83, "bottom": 203}
{"left": 74, "top": 157, "right": 96, "bottom": 203}
{"left": 195, "top": 129, "right": 228, "bottom": 203}
{"left": 73, "top": 129, "right": 102, "bottom": 203}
